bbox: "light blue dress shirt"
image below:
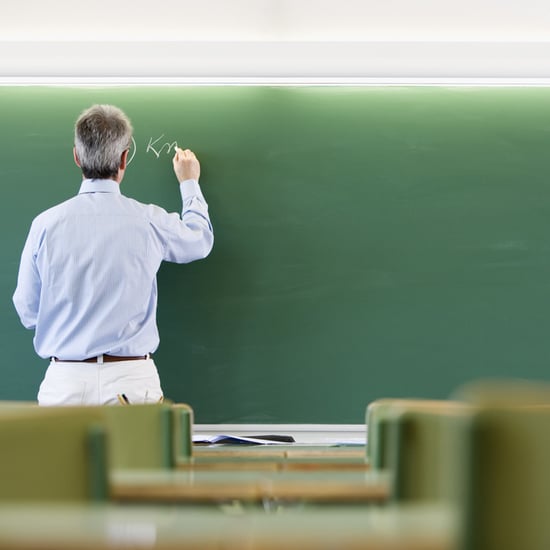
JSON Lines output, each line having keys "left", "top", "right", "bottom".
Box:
{"left": 13, "top": 178, "right": 213, "bottom": 360}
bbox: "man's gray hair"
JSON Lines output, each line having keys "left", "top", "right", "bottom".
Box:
{"left": 74, "top": 104, "right": 133, "bottom": 180}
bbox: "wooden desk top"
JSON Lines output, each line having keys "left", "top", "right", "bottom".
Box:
{"left": 187, "top": 445, "right": 368, "bottom": 472}
{"left": 193, "top": 444, "right": 366, "bottom": 460}
{"left": 110, "top": 469, "right": 390, "bottom": 504}
{"left": 0, "top": 503, "right": 456, "bottom": 550}
{"left": 183, "top": 458, "right": 370, "bottom": 472}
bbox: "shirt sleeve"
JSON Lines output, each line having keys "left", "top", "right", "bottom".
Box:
{"left": 155, "top": 178, "right": 214, "bottom": 263}
{"left": 13, "top": 221, "right": 42, "bottom": 329}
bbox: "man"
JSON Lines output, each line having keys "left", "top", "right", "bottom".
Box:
{"left": 13, "top": 104, "right": 213, "bottom": 405}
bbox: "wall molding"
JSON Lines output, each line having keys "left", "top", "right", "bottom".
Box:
{"left": 2, "top": 41, "right": 550, "bottom": 80}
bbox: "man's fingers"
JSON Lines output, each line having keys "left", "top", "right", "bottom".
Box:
{"left": 174, "top": 147, "right": 195, "bottom": 159}
{"left": 173, "top": 146, "right": 200, "bottom": 181}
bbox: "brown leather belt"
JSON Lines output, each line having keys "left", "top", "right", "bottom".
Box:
{"left": 52, "top": 354, "right": 149, "bottom": 363}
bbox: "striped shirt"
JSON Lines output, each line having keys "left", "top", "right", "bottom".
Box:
{"left": 13, "top": 178, "right": 213, "bottom": 360}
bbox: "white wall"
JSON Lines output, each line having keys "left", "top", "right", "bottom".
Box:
{"left": 3, "top": 0, "right": 550, "bottom": 79}
{"left": 5, "top": 0, "right": 550, "bottom": 41}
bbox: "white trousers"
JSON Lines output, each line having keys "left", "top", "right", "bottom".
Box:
{"left": 38, "top": 358, "right": 164, "bottom": 406}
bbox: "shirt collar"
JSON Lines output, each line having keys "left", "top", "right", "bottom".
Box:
{"left": 78, "top": 179, "right": 121, "bottom": 195}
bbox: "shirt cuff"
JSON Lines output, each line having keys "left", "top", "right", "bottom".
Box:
{"left": 179, "top": 179, "right": 205, "bottom": 200}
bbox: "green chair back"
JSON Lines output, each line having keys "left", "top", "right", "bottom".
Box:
{"left": 0, "top": 401, "right": 193, "bottom": 473}
{"left": 453, "top": 379, "right": 550, "bottom": 550}
{"left": 366, "top": 399, "right": 463, "bottom": 467}
{"left": 0, "top": 407, "right": 108, "bottom": 502}
{"left": 366, "top": 399, "right": 397, "bottom": 468}
{"left": 366, "top": 398, "right": 472, "bottom": 502}
{"left": 171, "top": 403, "right": 194, "bottom": 466}
{"left": 460, "top": 405, "right": 550, "bottom": 550}
{"left": 390, "top": 406, "right": 472, "bottom": 502}
{"left": 102, "top": 403, "right": 173, "bottom": 470}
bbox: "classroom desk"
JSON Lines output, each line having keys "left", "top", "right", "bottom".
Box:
{"left": 185, "top": 457, "right": 369, "bottom": 472}
{"left": 189, "top": 444, "right": 368, "bottom": 471}
{"left": 193, "top": 444, "right": 366, "bottom": 459}
{"left": 0, "top": 503, "right": 456, "bottom": 550}
{"left": 110, "top": 469, "right": 390, "bottom": 504}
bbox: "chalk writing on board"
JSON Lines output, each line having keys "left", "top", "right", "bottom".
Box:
{"left": 127, "top": 137, "right": 137, "bottom": 165}
{"left": 146, "top": 135, "right": 178, "bottom": 159}
{"left": 126, "top": 135, "right": 178, "bottom": 166}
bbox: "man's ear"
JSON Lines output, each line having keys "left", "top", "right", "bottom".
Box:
{"left": 120, "top": 149, "right": 129, "bottom": 170}
{"left": 73, "top": 147, "right": 81, "bottom": 168}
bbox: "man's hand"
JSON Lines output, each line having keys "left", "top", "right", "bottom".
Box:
{"left": 173, "top": 147, "right": 201, "bottom": 182}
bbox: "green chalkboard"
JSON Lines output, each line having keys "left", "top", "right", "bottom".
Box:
{"left": 2, "top": 86, "right": 550, "bottom": 423}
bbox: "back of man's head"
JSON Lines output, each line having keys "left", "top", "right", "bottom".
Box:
{"left": 74, "top": 104, "right": 133, "bottom": 180}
